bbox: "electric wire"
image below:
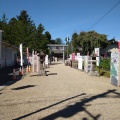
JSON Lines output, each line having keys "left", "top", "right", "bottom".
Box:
{"left": 87, "top": 1, "right": 120, "bottom": 31}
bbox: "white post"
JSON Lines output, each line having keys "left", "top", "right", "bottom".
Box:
{"left": 0, "top": 30, "right": 2, "bottom": 68}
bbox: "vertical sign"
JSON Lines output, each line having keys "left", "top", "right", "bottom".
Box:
{"left": 95, "top": 48, "right": 100, "bottom": 66}
{"left": 34, "top": 51, "right": 37, "bottom": 72}
{"left": 45, "top": 54, "right": 48, "bottom": 65}
{"left": 72, "top": 53, "right": 75, "bottom": 61}
{"left": 19, "top": 43, "right": 23, "bottom": 67}
{"left": 118, "top": 40, "right": 120, "bottom": 52}
{"left": 78, "top": 56, "right": 83, "bottom": 70}
{"left": 26, "top": 47, "right": 30, "bottom": 63}
{"left": 110, "top": 52, "right": 120, "bottom": 86}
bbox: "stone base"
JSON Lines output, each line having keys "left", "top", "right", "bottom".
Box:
{"left": 89, "top": 71, "right": 100, "bottom": 76}
{"left": 38, "top": 70, "right": 47, "bottom": 76}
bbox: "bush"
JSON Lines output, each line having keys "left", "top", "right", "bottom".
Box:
{"left": 100, "top": 58, "right": 110, "bottom": 71}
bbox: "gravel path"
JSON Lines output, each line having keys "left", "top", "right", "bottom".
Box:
{"left": 0, "top": 61, "right": 120, "bottom": 120}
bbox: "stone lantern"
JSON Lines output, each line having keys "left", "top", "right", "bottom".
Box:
{"left": 89, "top": 53, "right": 99, "bottom": 76}
{"left": 38, "top": 50, "right": 47, "bottom": 76}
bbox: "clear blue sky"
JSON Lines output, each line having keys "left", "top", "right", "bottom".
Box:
{"left": 0, "top": 0, "right": 120, "bottom": 43}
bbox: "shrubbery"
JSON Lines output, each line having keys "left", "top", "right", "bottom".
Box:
{"left": 99, "top": 58, "right": 110, "bottom": 71}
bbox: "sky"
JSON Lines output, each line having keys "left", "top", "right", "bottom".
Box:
{"left": 0, "top": 0, "right": 120, "bottom": 43}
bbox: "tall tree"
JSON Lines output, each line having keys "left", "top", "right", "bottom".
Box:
{"left": 45, "top": 31, "right": 51, "bottom": 43}
{"left": 72, "top": 31, "right": 108, "bottom": 55}
{"left": 16, "top": 10, "right": 36, "bottom": 50}
{"left": 71, "top": 32, "right": 78, "bottom": 52}
{"left": 36, "top": 24, "right": 49, "bottom": 53}
{"left": 55, "top": 38, "right": 63, "bottom": 44}
{"left": 0, "top": 13, "right": 9, "bottom": 41}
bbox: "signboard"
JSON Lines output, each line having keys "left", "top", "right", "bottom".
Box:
{"left": 95, "top": 48, "right": 100, "bottom": 66}
{"left": 118, "top": 40, "right": 120, "bottom": 52}
{"left": 32, "top": 51, "right": 38, "bottom": 73}
{"left": 72, "top": 53, "right": 75, "bottom": 61}
{"left": 110, "top": 52, "right": 120, "bottom": 86}
{"left": 95, "top": 48, "right": 100, "bottom": 56}
{"left": 19, "top": 43, "right": 23, "bottom": 66}
{"left": 45, "top": 54, "right": 48, "bottom": 65}
{"left": 78, "top": 56, "right": 83, "bottom": 70}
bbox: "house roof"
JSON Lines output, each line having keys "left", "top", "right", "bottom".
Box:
{"left": 47, "top": 44, "right": 68, "bottom": 47}
{"left": 2, "top": 41, "right": 18, "bottom": 49}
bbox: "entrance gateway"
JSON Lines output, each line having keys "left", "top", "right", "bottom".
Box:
{"left": 47, "top": 44, "right": 68, "bottom": 63}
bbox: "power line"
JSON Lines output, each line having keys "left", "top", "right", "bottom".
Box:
{"left": 87, "top": 1, "right": 120, "bottom": 31}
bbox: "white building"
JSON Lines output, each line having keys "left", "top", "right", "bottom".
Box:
{"left": 0, "top": 30, "right": 18, "bottom": 68}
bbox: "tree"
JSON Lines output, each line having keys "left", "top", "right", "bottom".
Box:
{"left": 0, "top": 10, "right": 52, "bottom": 54}
{"left": 16, "top": 10, "right": 36, "bottom": 50}
{"left": 71, "top": 32, "right": 78, "bottom": 52}
{"left": 45, "top": 31, "right": 51, "bottom": 43}
{"left": 71, "top": 31, "right": 108, "bottom": 55}
{"left": 36, "top": 24, "right": 49, "bottom": 53}
{"left": 55, "top": 38, "right": 63, "bottom": 44}
{"left": 0, "top": 13, "right": 9, "bottom": 41}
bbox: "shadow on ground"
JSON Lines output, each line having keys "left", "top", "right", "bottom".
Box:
{"left": 50, "top": 62, "right": 63, "bottom": 65}
{"left": 13, "top": 89, "right": 120, "bottom": 120}
{"left": 0, "top": 65, "right": 26, "bottom": 86}
{"left": 11, "top": 85, "right": 37, "bottom": 90}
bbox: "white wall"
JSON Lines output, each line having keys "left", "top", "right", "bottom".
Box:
{"left": 1, "top": 44, "right": 17, "bottom": 67}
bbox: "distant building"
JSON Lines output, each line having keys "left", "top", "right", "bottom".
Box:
{"left": 103, "top": 39, "right": 118, "bottom": 57}
{"left": 0, "top": 30, "right": 18, "bottom": 68}
{"left": 47, "top": 44, "right": 68, "bottom": 62}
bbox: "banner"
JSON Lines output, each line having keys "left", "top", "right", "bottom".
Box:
{"left": 45, "top": 54, "right": 48, "bottom": 65}
{"left": 19, "top": 43, "right": 23, "bottom": 66}
{"left": 94, "top": 48, "right": 100, "bottom": 56}
{"left": 72, "top": 53, "right": 75, "bottom": 61}
{"left": 118, "top": 40, "right": 120, "bottom": 52}
{"left": 26, "top": 47, "right": 30, "bottom": 63}
{"left": 78, "top": 56, "right": 83, "bottom": 70}
{"left": 95, "top": 48, "right": 100, "bottom": 66}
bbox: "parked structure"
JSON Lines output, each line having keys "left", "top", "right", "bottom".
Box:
{"left": 0, "top": 30, "right": 18, "bottom": 68}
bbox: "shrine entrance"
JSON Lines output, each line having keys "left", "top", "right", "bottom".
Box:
{"left": 47, "top": 44, "right": 68, "bottom": 63}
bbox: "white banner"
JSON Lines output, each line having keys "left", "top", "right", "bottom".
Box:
{"left": 78, "top": 56, "right": 83, "bottom": 70}
{"left": 45, "top": 55, "right": 48, "bottom": 65}
{"left": 19, "top": 43, "right": 23, "bottom": 66}
{"left": 95, "top": 48, "right": 100, "bottom": 66}
{"left": 95, "top": 48, "right": 100, "bottom": 56}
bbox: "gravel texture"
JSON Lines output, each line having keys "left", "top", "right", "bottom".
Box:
{"left": 0, "top": 61, "right": 120, "bottom": 120}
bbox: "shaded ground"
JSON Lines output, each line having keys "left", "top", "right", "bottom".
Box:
{"left": 0, "top": 65, "right": 26, "bottom": 85}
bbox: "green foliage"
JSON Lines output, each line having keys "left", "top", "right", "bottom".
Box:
{"left": 71, "top": 30, "right": 108, "bottom": 55}
{"left": 55, "top": 38, "right": 63, "bottom": 44}
{"left": 0, "top": 10, "right": 53, "bottom": 54}
{"left": 99, "top": 58, "right": 110, "bottom": 70}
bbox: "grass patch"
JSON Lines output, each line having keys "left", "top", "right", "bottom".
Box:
{"left": 96, "top": 67, "right": 110, "bottom": 78}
